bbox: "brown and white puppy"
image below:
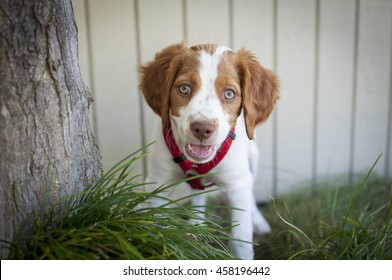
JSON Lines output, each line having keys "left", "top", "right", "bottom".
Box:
{"left": 140, "top": 43, "right": 279, "bottom": 259}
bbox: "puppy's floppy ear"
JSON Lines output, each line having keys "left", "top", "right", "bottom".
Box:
{"left": 236, "top": 49, "right": 279, "bottom": 139}
{"left": 139, "top": 43, "right": 186, "bottom": 129}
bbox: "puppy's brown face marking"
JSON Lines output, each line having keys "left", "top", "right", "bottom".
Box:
{"left": 169, "top": 52, "right": 201, "bottom": 119}
{"left": 214, "top": 51, "right": 242, "bottom": 127}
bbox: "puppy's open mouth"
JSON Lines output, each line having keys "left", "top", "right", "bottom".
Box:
{"left": 185, "top": 143, "right": 216, "bottom": 162}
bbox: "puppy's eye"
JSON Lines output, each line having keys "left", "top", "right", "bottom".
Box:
{"left": 179, "top": 84, "right": 192, "bottom": 95}
{"left": 223, "top": 89, "right": 235, "bottom": 100}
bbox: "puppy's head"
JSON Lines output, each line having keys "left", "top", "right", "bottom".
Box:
{"left": 140, "top": 43, "right": 279, "bottom": 163}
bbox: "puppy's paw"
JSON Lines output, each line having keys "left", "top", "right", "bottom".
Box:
{"left": 253, "top": 212, "right": 271, "bottom": 235}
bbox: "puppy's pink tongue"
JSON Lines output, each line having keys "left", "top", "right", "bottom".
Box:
{"left": 186, "top": 144, "right": 214, "bottom": 161}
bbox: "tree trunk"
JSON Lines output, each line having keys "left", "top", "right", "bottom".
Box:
{"left": 0, "top": 0, "right": 101, "bottom": 258}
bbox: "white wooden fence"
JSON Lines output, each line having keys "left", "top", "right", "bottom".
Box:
{"left": 73, "top": 0, "right": 392, "bottom": 201}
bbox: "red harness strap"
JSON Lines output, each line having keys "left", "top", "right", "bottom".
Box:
{"left": 163, "top": 124, "right": 236, "bottom": 190}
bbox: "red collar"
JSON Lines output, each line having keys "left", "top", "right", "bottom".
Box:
{"left": 163, "top": 123, "right": 236, "bottom": 190}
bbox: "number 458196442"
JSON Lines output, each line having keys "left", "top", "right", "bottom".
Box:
{"left": 215, "top": 266, "right": 270, "bottom": 276}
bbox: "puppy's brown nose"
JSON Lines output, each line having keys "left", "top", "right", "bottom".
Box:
{"left": 190, "top": 121, "right": 216, "bottom": 141}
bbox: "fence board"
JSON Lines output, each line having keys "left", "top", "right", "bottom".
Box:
{"left": 276, "top": 0, "right": 316, "bottom": 192}
{"left": 388, "top": 105, "right": 392, "bottom": 177}
{"left": 316, "top": 0, "right": 356, "bottom": 182}
{"left": 185, "top": 0, "right": 230, "bottom": 46}
{"left": 86, "top": 0, "right": 141, "bottom": 171}
{"left": 353, "top": 0, "right": 392, "bottom": 177}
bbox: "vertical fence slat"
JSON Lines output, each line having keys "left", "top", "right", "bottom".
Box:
{"left": 352, "top": 0, "right": 392, "bottom": 177}
{"left": 275, "top": 0, "right": 317, "bottom": 191}
{"left": 316, "top": 0, "right": 356, "bottom": 182}
{"left": 388, "top": 18, "right": 392, "bottom": 178}
{"left": 276, "top": 0, "right": 317, "bottom": 193}
{"left": 86, "top": 0, "right": 141, "bottom": 171}
{"left": 186, "top": 0, "right": 230, "bottom": 46}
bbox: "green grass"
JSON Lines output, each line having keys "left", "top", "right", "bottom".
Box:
{"left": 4, "top": 147, "right": 391, "bottom": 260}
{"left": 254, "top": 158, "right": 392, "bottom": 259}
{"left": 4, "top": 146, "right": 234, "bottom": 260}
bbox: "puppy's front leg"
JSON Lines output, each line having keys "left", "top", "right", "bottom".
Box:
{"left": 226, "top": 178, "right": 255, "bottom": 260}
{"left": 188, "top": 190, "right": 207, "bottom": 224}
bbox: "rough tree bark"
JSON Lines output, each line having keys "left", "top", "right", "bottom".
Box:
{"left": 0, "top": 0, "right": 101, "bottom": 257}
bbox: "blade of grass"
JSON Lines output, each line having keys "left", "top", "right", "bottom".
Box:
{"left": 340, "top": 153, "right": 383, "bottom": 244}
{"left": 271, "top": 197, "right": 316, "bottom": 249}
